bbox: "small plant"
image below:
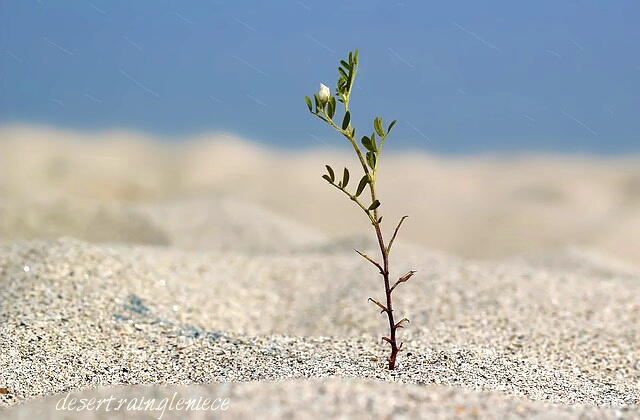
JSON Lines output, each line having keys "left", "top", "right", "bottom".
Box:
{"left": 304, "top": 49, "right": 415, "bottom": 370}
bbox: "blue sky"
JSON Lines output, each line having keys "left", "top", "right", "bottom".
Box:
{"left": 1, "top": 0, "right": 638, "bottom": 154}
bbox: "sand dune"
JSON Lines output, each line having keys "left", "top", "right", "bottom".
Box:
{"left": 2, "top": 124, "right": 639, "bottom": 265}
{"left": 0, "top": 125, "right": 638, "bottom": 418}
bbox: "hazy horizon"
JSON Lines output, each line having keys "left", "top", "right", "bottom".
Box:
{"left": 1, "top": 0, "right": 638, "bottom": 155}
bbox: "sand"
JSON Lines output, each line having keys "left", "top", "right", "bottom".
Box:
{"left": 0, "top": 125, "right": 639, "bottom": 418}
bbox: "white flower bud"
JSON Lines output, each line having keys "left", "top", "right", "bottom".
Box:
{"left": 318, "top": 83, "right": 330, "bottom": 103}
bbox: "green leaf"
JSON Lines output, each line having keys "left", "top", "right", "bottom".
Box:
{"left": 354, "top": 49, "right": 359, "bottom": 64}
{"left": 349, "top": 51, "right": 353, "bottom": 64}
{"left": 322, "top": 174, "right": 332, "bottom": 183}
{"left": 340, "top": 60, "right": 349, "bottom": 70}
{"left": 313, "top": 94, "right": 320, "bottom": 112}
{"left": 338, "top": 67, "right": 348, "bottom": 80}
{"left": 370, "top": 133, "right": 378, "bottom": 152}
{"left": 361, "top": 135, "right": 373, "bottom": 152}
{"left": 341, "top": 167, "right": 350, "bottom": 188}
{"left": 305, "top": 96, "right": 313, "bottom": 113}
{"left": 368, "top": 199, "right": 381, "bottom": 211}
{"left": 325, "top": 165, "right": 335, "bottom": 182}
{"left": 328, "top": 97, "right": 337, "bottom": 119}
{"left": 374, "top": 117, "right": 384, "bottom": 137}
{"left": 388, "top": 120, "right": 397, "bottom": 133}
{"left": 356, "top": 175, "right": 368, "bottom": 197}
{"left": 342, "top": 111, "right": 350, "bottom": 130}
{"left": 327, "top": 98, "right": 335, "bottom": 119}
{"left": 366, "top": 151, "right": 377, "bottom": 170}
{"left": 378, "top": 216, "right": 383, "bottom": 224}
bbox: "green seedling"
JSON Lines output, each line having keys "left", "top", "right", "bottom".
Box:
{"left": 305, "top": 49, "right": 415, "bottom": 370}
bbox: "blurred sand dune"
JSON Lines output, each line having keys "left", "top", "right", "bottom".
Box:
{"left": 2, "top": 124, "right": 638, "bottom": 266}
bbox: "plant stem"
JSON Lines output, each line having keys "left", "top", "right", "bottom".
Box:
{"left": 319, "top": 108, "right": 369, "bottom": 179}
{"left": 369, "top": 183, "right": 400, "bottom": 370}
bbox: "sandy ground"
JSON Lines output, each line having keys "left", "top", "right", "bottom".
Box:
{"left": 0, "top": 125, "right": 639, "bottom": 418}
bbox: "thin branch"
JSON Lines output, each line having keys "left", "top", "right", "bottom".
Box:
{"left": 387, "top": 215, "right": 409, "bottom": 254}
{"left": 378, "top": 132, "right": 388, "bottom": 156}
{"left": 354, "top": 249, "right": 383, "bottom": 273}
{"left": 325, "top": 181, "right": 376, "bottom": 224}
{"left": 318, "top": 108, "right": 370, "bottom": 178}
{"left": 394, "top": 318, "right": 410, "bottom": 329}
{"left": 368, "top": 298, "right": 388, "bottom": 314}
{"left": 315, "top": 112, "right": 329, "bottom": 124}
{"left": 390, "top": 270, "right": 416, "bottom": 293}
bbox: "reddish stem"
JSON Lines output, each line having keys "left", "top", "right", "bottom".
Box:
{"left": 373, "top": 219, "right": 400, "bottom": 370}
